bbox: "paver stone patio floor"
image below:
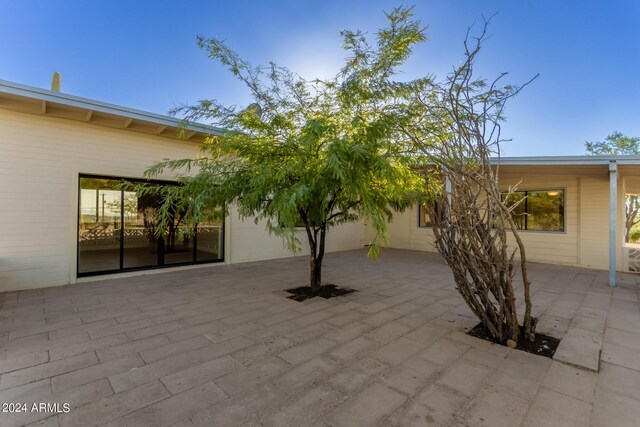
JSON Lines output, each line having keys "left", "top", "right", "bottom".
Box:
{"left": 1, "top": 248, "right": 639, "bottom": 426}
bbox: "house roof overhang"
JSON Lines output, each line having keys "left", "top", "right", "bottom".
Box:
{"left": 0, "top": 79, "right": 223, "bottom": 142}
{"left": 495, "top": 155, "right": 640, "bottom": 166}
{"left": 491, "top": 155, "right": 640, "bottom": 176}
{"left": 3, "top": 78, "right": 640, "bottom": 173}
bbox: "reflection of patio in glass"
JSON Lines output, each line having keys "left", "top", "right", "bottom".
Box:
{"left": 78, "top": 226, "right": 223, "bottom": 273}
{"left": 78, "top": 175, "right": 223, "bottom": 275}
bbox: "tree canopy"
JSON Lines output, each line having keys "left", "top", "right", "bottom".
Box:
{"left": 138, "top": 6, "right": 430, "bottom": 292}
{"left": 586, "top": 132, "right": 640, "bottom": 242}
{"left": 585, "top": 131, "right": 640, "bottom": 156}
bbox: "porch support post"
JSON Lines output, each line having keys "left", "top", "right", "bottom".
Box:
{"left": 609, "top": 161, "right": 618, "bottom": 287}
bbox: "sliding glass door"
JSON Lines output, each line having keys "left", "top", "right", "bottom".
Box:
{"left": 78, "top": 177, "right": 122, "bottom": 274}
{"left": 78, "top": 175, "right": 224, "bottom": 276}
{"left": 123, "top": 191, "right": 160, "bottom": 269}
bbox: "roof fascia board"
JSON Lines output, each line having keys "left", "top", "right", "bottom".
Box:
{"left": 0, "top": 79, "right": 222, "bottom": 136}
{"left": 493, "top": 156, "right": 640, "bottom": 166}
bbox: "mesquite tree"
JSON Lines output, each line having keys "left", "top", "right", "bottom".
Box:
{"left": 403, "top": 21, "right": 539, "bottom": 342}
{"left": 139, "top": 6, "right": 427, "bottom": 295}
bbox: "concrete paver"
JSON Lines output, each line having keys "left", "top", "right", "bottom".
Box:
{"left": 0, "top": 248, "right": 637, "bottom": 426}
{"left": 325, "top": 382, "right": 405, "bottom": 427}
{"left": 540, "top": 360, "right": 597, "bottom": 403}
{"left": 458, "top": 385, "right": 530, "bottom": 427}
{"left": 522, "top": 387, "right": 592, "bottom": 427}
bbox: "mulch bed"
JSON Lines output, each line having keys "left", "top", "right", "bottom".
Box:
{"left": 285, "top": 284, "right": 356, "bottom": 302}
{"left": 468, "top": 322, "right": 561, "bottom": 358}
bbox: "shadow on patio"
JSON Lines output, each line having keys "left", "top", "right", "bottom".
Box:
{"left": 0, "top": 248, "right": 639, "bottom": 426}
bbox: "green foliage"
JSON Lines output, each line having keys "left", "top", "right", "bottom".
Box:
{"left": 585, "top": 131, "right": 640, "bottom": 156}
{"left": 137, "top": 6, "right": 431, "bottom": 289}
{"left": 585, "top": 132, "right": 640, "bottom": 242}
{"left": 629, "top": 226, "right": 640, "bottom": 243}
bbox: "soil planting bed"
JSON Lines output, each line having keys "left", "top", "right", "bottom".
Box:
{"left": 468, "top": 323, "right": 560, "bottom": 358}
{"left": 285, "top": 284, "right": 356, "bottom": 302}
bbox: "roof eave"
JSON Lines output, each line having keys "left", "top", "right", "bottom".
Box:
{"left": 0, "top": 79, "right": 223, "bottom": 138}
{"left": 493, "top": 155, "right": 640, "bottom": 166}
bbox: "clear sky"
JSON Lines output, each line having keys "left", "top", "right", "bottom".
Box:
{"left": 1, "top": 1, "right": 639, "bottom": 156}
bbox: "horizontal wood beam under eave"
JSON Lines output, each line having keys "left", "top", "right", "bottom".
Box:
{"left": 183, "top": 130, "right": 196, "bottom": 139}
{"left": 153, "top": 125, "right": 168, "bottom": 135}
{"left": 121, "top": 117, "right": 133, "bottom": 129}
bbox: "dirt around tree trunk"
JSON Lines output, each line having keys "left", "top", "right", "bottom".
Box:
{"left": 468, "top": 323, "right": 560, "bottom": 358}
{"left": 285, "top": 284, "right": 356, "bottom": 302}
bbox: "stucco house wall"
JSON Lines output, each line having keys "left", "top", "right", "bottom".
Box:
{"left": 383, "top": 168, "right": 621, "bottom": 271}
{"left": 0, "top": 109, "right": 364, "bottom": 292}
{"left": 0, "top": 80, "right": 634, "bottom": 292}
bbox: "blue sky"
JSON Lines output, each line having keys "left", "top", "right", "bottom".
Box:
{"left": 2, "top": 1, "right": 639, "bottom": 156}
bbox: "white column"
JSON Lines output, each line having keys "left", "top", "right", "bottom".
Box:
{"left": 445, "top": 176, "right": 452, "bottom": 205}
{"left": 609, "top": 161, "right": 618, "bottom": 287}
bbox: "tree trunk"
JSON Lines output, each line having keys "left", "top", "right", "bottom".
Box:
{"left": 310, "top": 255, "right": 322, "bottom": 294}
{"left": 625, "top": 224, "right": 630, "bottom": 244}
{"left": 308, "top": 225, "right": 326, "bottom": 295}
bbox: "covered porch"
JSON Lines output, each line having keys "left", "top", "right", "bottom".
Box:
{"left": 497, "top": 155, "right": 640, "bottom": 287}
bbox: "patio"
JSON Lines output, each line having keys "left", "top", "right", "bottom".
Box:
{"left": 0, "top": 248, "right": 639, "bottom": 427}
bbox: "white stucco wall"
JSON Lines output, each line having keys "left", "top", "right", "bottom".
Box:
{"left": 0, "top": 109, "right": 365, "bottom": 292}
{"left": 227, "top": 204, "right": 365, "bottom": 263}
{"left": 382, "top": 171, "right": 619, "bottom": 271}
{"left": 0, "top": 106, "right": 627, "bottom": 292}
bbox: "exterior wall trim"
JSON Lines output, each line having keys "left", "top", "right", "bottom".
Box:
{"left": 0, "top": 79, "right": 222, "bottom": 136}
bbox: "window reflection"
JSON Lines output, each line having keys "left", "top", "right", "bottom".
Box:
{"left": 78, "top": 178, "right": 122, "bottom": 273}
{"left": 196, "top": 220, "right": 223, "bottom": 261}
{"left": 123, "top": 192, "right": 160, "bottom": 269}
{"left": 501, "top": 189, "right": 565, "bottom": 232}
{"left": 418, "top": 203, "right": 443, "bottom": 228}
{"left": 78, "top": 175, "right": 224, "bottom": 276}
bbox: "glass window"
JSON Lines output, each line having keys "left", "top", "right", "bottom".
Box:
{"left": 164, "top": 208, "right": 196, "bottom": 265}
{"left": 418, "top": 204, "right": 432, "bottom": 227}
{"left": 502, "top": 191, "right": 527, "bottom": 230}
{"left": 123, "top": 191, "right": 161, "bottom": 269}
{"left": 418, "top": 203, "right": 443, "bottom": 227}
{"left": 196, "top": 219, "right": 223, "bottom": 262}
{"left": 78, "top": 178, "right": 122, "bottom": 273}
{"left": 78, "top": 175, "right": 224, "bottom": 276}
{"left": 501, "top": 189, "right": 564, "bottom": 232}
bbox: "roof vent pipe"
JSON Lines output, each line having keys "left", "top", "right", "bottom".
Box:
{"left": 51, "top": 72, "right": 61, "bottom": 92}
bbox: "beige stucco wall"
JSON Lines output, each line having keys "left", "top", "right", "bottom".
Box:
{"left": 500, "top": 173, "right": 581, "bottom": 267}
{"left": 384, "top": 207, "right": 435, "bottom": 252}
{"left": 383, "top": 170, "right": 619, "bottom": 271}
{"left": 0, "top": 109, "right": 365, "bottom": 292}
{"left": 226, "top": 204, "right": 365, "bottom": 263}
{"left": 0, "top": 106, "right": 628, "bottom": 292}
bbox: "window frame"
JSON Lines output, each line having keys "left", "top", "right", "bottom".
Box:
{"left": 500, "top": 187, "right": 567, "bottom": 234}
{"left": 77, "top": 173, "right": 225, "bottom": 277}
{"left": 416, "top": 189, "right": 567, "bottom": 234}
{"left": 417, "top": 202, "right": 442, "bottom": 228}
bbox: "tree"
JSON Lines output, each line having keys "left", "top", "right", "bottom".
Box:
{"left": 138, "top": 6, "right": 428, "bottom": 295}
{"left": 401, "top": 20, "right": 538, "bottom": 343}
{"left": 106, "top": 193, "right": 138, "bottom": 222}
{"left": 586, "top": 131, "right": 640, "bottom": 156}
{"left": 586, "top": 132, "right": 640, "bottom": 242}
